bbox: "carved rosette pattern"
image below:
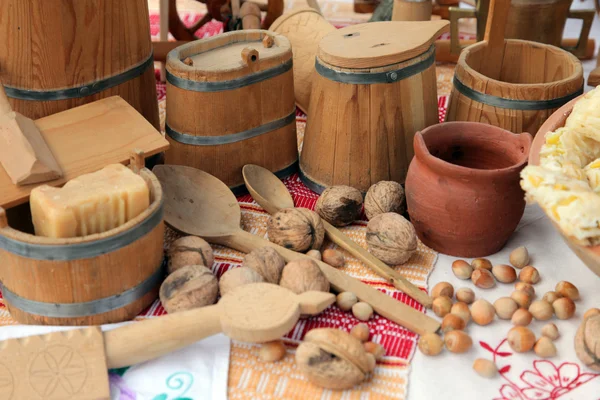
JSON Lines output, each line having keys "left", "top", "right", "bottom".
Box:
{"left": 0, "top": 363, "right": 14, "bottom": 400}
{"left": 29, "top": 345, "right": 87, "bottom": 399}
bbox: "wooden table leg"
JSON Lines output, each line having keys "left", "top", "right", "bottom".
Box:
{"left": 159, "top": 0, "right": 169, "bottom": 81}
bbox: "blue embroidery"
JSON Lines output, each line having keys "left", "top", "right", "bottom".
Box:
{"left": 151, "top": 371, "right": 194, "bottom": 400}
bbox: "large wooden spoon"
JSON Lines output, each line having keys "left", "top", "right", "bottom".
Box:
{"left": 242, "top": 164, "right": 433, "bottom": 308}
{"left": 153, "top": 165, "right": 440, "bottom": 335}
{"left": 479, "top": 0, "right": 511, "bottom": 80}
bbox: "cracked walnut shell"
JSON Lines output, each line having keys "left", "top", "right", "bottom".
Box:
{"left": 168, "top": 236, "right": 214, "bottom": 274}
{"left": 243, "top": 247, "right": 286, "bottom": 284}
{"left": 364, "top": 181, "right": 406, "bottom": 220}
{"left": 267, "top": 208, "right": 325, "bottom": 252}
{"left": 315, "top": 185, "right": 363, "bottom": 227}
{"left": 159, "top": 265, "right": 218, "bottom": 313}
{"left": 366, "top": 213, "right": 417, "bottom": 265}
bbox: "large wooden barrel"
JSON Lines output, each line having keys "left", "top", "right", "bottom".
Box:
{"left": 270, "top": 8, "right": 336, "bottom": 113}
{"left": 0, "top": 167, "right": 164, "bottom": 326}
{"left": 446, "top": 39, "right": 583, "bottom": 134}
{"left": 300, "top": 21, "right": 447, "bottom": 193}
{"left": 165, "top": 31, "right": 298, "bottom": 194}
{"left": 0, "top": 0, "right": 160, "bottom": 129}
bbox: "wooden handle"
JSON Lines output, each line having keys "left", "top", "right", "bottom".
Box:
{"left": 322, "top": 220, "right": 433, "bottom": 308}
{"left": 129, "top": 149, "right": 145, "bottom": 174}
{"left": 480, "top": 0, "right": 510, "bottom": 80}
{"left": 219, "top": 230, "right": 440, "bottom": 335}
{"left": 241, "top": 48, "right": 259, "bottom": 66}
{"left": 0, "top": 207, "right": 7, "bottom": 229}
{"left": 0, "top": 81, "right": 12, "bottom": 116}
{"left": 588, "top": 66, "right": 600, "bottom": 87}
{"left": 240, "top": 1, "right": 262, "bottom": 30}
{"left": 262, "top": 35, "right": 274, "bottom": 48}
{"left": 104, "top": 304, "right": 223, "bottom": 368}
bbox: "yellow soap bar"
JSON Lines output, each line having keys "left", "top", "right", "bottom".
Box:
{"left": 30, "top": 164, "right": 149, "bottom": 238}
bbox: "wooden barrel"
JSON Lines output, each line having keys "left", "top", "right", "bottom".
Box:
{"left": 0, "top": 166, "right": 164, "bottom": 326}
{"left": 270, "top": 8, "right": 336, "bottom": 114}
{"left": 392, "top": 0, "right": 433, "bottom": 21}
{"left": 0, "top": 0, "right": 160, "bottom": 129}
{"left": 300, "top": 22, "right": 447, "bottom": 193}
{"left": 165, "top": 30, "right": 298, "bottom": 194}
{"left": 446, "top": 39, "right": 583, "bottom": 134}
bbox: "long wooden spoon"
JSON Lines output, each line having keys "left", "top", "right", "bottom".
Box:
{"left": 479, "top": 0, "right": 511, "bottom": 80}
{"left": 242, "top": 164, "right": 433, "bottom": 308}
{"left": 153, "top": 165, "right": 440, "bottom": 335}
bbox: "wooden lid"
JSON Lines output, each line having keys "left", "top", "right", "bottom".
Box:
{"left": 318, "top": 21, "right": 449, "bottom": 69}
{"left": 269, "top": 7, "right": 323, "bottom": 32}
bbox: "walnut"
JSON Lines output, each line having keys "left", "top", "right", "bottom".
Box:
{"left": 295, "top": 328, "right": 372, "bottom": 389}
{"left": 365, "top": 213, "right": 417, "bottom": 265}
{"left": 575, "top": 313, "right": 600, "bottom": 371}
{"left": 279, "top": 259, "right": 330, "bottom": 294}
{"left": 219, "top": 267, "right": 264, "bottom": 297}
{"left": 242, "top": 247, "right": 286, "bottom": 284}
{"left": 364, "top": 181, "right": 406, "bottom": 220}
{"left": 267, "top": 208, "right": 324, "bottom": 252}
{"left": 315, "top": 186, "right": 363, "bottom": 227}
{"left": 167, "top": 236, "right": 214, "bottom": 274}
{"left": 159, "top": 265, "right": 218, "bottom": 313}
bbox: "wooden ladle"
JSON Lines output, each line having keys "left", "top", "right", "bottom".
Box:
{"left": 242, "top": 164, "right": 433, "bottom": 308}
{"left": 153, "top": 165, "right": 440, "bottom": 335}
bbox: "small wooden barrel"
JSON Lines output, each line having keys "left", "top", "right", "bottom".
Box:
{"left": 0, "top": 0, "right": 159, "bottom": 129}
{"left": 165, "top": 31, "right": 298, "bottom": 193}
{"left": 0, "top": 163, "right": 164, "bottom": 326}
{"left": 300, "top": 22, "right": 443, "bottom": 193}
{"left": 270, "top": 8, "right": 336, "bottom": 113}
{"left": 392, "top": 0, "right": 433, "bottom": 21}
{"left": 446, "top": 39, "right": 583, "bottom": 134}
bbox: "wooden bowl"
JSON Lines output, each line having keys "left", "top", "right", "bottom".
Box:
{"left": 530, "top": 95, "right": 600, "bottom": 277}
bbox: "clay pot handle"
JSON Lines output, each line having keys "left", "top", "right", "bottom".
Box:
{"left": 412, "top": 131, "right": 430, "bottom": 161}
{"left": 241, "top": 48, "right": 259, "bottom": 66}
{"left": 517, "top": 132, "right": 533, "bottom": 159}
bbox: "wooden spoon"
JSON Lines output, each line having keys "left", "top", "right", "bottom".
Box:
{"left": 153, "top": 165, "right": 440, "bottom": 335}
{"left": 479, "top": 0, "right": 511, "bottom": 80}
{"left": 242, "top": 164, "right": 433, "bottom": 308}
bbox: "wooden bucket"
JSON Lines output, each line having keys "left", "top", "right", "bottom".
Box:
{"left": 446, "top": 39, "right": 583, "bottom": 134}
{"left": 0, "top": 0, "right": 160, "bottom": 129}
{"left": 270, "top": 8, "right": 336, "bottom": 113}
{"left": 0, "top": 163, "right": 165, "bottom": 326}
{"left": 392, "top": 0, "right": 433, "bottom": 21}
{"left": 300, "top": 22, "right": 446, "bottom": 193}
{"left": 165, "top": 30, "right": 298, "bottom": 194}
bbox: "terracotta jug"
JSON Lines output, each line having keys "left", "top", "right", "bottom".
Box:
{"left": 405, "top": 122, "right": 532, "bottom": 257}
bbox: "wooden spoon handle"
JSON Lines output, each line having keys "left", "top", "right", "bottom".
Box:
{"left": 323, "top": 220, "right": 433, "bottom": 308}
{"left": 220, "top": 230, "right": 440, "bottom": 335}
{"left": 480, "top": 0, "right": 511, "bottom": 80}
{"left": 103, "top": 304, "right": 223, "bottom": 368}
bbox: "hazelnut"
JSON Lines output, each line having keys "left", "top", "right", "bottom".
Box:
{"left": 243, "top": 247, "right": 286, "bottom": 284}
{"left": 494, "top": 297, "right": 519, "bottom": 320}
{"left": 444, "top": 331, "right": 473, "bottom": 353}
{"left": 511, "top": 308, "right": 533, "bottom": 326}
{"left": 542, "top": 291, "right": 562, "bottom": 304}
{"left": 472, "top": 269, "right": 495, "bottom": 289}
{"left": 515, "top": 282, "right": 535, "bottom": 297}
{"left": 452, "top": 260, "right": 473, "bottom": 280}
{"left": 418, "top": 333, "right": 444, "bottom": 356}
{"left": 322, "top": 249, "right": 344, "bottom": 268}
{"left": 511, "top": 290, "right": 532, "bottom": 309}
{"left": 168, "top": 236, "right": 214, "bottom": 274}
{"left": 534, "top": 337, "right": 557, "bottom": 358}
{"left": 451, "top": 302, "right": 471, "bottom": 324}
{"left": 364, "top": 342, "right": 385, "bottom": 360}
{"left": 432, "top": 296, "right": 453, "bottom": 318}
{"left": 307, "top": 249, "right": 322, "bottom": 260}
{"left": 350, "top": 323, "right": 370, "bottom": 342}
{"left": 315, "top": 185, "right": 363, "bottom": 227}
{"left": 259, "top": 341, "right": 286, "bottom": 362}
{"left": 473, "top": 358, "right": 498, "bottom": 378}
{"left": 529, "top": 300, "right": 554, "bottom": 321}
{"left": 219, "top": 267, "right": 264, "bottom": 297}
{"left": 267, "top": 208, "right": 324, "bottom": 252}
{"left": 295, "top": 328, "right": 371, "bottom": 389}
{"left": 519, "top": 266, "right": 540, "bottom": 284}
{"left": 366, "top": 213, "right": 417, "bottom": 265}
{"left": 555, "top": 281, "right": 580, "bottom": 301}
{"left": 492, "top": 265, "right": 517, "bottom": 283}
{"left": 575, "top": 314, "right": 600, "bottom": 371}
{"left": 507, "top": 326, "right": 536, "bottom": 353}
{"left": 279, "top": 259, "right": 330, "bottom": 294}
{"left": 584, "top": 308, "right": 600, "bottom": 319}
{"left": 352, "top": 302, "right": 374, "bottom": 321}
{"left": 364, "top": 181, "right": 406, "bottom": 220}
{"left": 337, "top": 292, "right": 358, "bottom": 312}
{"left": 541, "top": 323, "right": 559, "bottom": 340}
{"left": 509, "top": 246, "right": 529, "bottom": 269}
{"left": 471, "top": 258, "right": 492, "bottom": 271}
{"left": 159, "top": 265, "right": 218, "bottom": 313}
{"left": 431, "top": 282, "right": 454, "bottom": 299}
{"left": 553, "top": 297, "right": 576, "bottom": 320}
{"left": 442, "top": 314, "right": 466, "bottom": 333}
{"left": 471, "top": 299, "right": 495, "bottom": 325}
{"left": 456, "top": 287, "right": 475, "bottom": 304}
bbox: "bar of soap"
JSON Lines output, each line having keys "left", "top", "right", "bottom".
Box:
{"left": 30, "top": 164, "right": 149, "bottom": 238}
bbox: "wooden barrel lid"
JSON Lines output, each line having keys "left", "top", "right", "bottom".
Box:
{"left": 269, "top": 7, "right": 323, "bottom": 32}
{"left": 318, "top": 21, "right": 449, "bottom": 69}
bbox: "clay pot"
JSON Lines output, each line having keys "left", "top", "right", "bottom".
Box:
{"left": 405, "top": 122, "right": 532, "bottom": 257}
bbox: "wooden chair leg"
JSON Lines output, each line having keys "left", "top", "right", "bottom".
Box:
{"left": 168, "top": 0, "right": 199, "bottom": 40}
{"left": 262, "top": 0, "right": 284, "bottom": 29}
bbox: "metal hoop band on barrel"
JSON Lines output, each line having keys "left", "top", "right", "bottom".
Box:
{"left": 1, "top": 259, "right": 165, "bottom": 318}
{"left": 166, "top": 58, "right": 293, "bottom": 92}
{"left": 315, "top": 45, "right": 436, "bottom": 85}
{"left": 0, "top": 200, "right": 163, "bottom": 261}
{"left": 453, "top": 77, "right": 584, "bottom": 111}
{"left": 298, "top": 166, "right": 328, "bottom": 195}
{"left": 3, "top": 52, "right": 155, "bottom": 101}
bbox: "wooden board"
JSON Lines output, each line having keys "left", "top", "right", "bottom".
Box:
{"left": 0, "top": 96, "right": 169, "bottom": 209}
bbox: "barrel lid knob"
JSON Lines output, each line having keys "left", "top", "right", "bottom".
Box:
{"left": 241, "top": 48, "right": 260, "bottom": 66}
{"left": 263, "top": 35, "right": 274, "bottom": 48}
